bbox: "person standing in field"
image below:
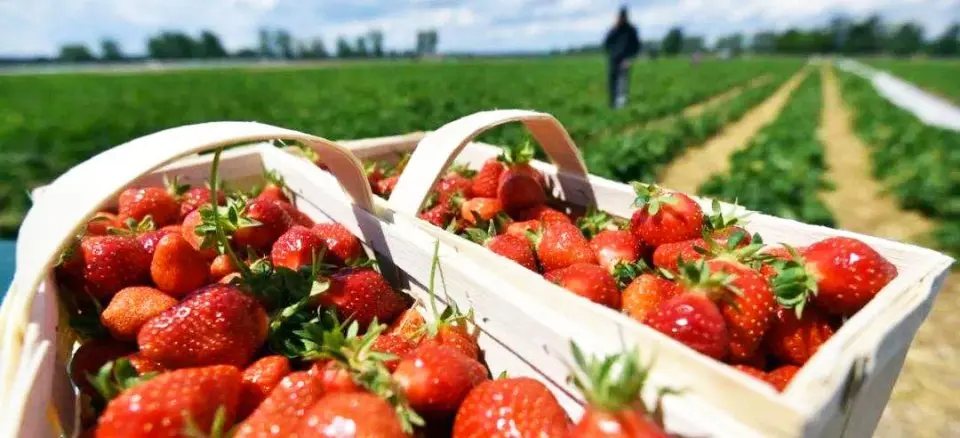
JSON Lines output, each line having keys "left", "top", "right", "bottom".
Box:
{"left": 603, "top": 6, "right": 641, "bottom": 109}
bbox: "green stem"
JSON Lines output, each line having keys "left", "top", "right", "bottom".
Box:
{"left": 209, "top": 148, "right": 254, "bottom": 282}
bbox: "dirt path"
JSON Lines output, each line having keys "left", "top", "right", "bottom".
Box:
{"left": 680, "top": 75, "right": 772, "bottom": 119}
{"left": 657, "top": 67, "right": 810, "bottom": 193}
{"left": 819, "top": 63, "right": 960, "bottom": 438}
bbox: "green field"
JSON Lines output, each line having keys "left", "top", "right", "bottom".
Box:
{"left": 0, "top": 57, "right": 801, "bottom": 236}
{"left": 867, "top": 58, "right": 960, "bottom": 103}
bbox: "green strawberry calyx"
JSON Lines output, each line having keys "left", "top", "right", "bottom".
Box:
{"left": 675, "top": 259, "right": 742, "bottom": 304}
{"left": 107, "top": 215, "right": 156, "bottom": 236}
{"left": 768, "top": 244, "right": 818, "bottom": 318}
{"left": 631, "top": 182, "right": 679, "bottom": 216}
{"left": 87, "top": 358, "right": 157, "bottom": 407}
{"left": 499, "top": 140, "right": 536, "bottom": 166}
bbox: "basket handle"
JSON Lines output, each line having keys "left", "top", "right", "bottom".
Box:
{"left": 1, "top": 122, "right": 373, "bottom": 384}
{"left": 388, "top": 110, "right": 589, "bottom": 216}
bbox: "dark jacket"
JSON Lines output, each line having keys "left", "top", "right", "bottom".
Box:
{"left": 604, "top": 23, "right": 641, "bottom": 63}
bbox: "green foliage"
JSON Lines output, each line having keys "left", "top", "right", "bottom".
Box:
{"left": 699, "top": 74, "right": 837, "bottom": 227}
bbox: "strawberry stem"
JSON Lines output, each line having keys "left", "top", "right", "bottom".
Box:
{"left": 208, "top": 148, "right": 254, "bottom": 282}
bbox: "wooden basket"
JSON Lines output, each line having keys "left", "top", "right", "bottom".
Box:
{"left": 0, "top": 121, "right": 769, "bottom": 438}
{"left": 312, "top": 109, "right": 953, "bottom": 438}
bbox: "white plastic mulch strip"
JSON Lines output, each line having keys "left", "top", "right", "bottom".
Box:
{"left": 836, "top": 58, "right": 960, "bottom": 132}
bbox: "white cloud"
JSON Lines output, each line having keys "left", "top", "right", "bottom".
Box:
{"left": 0, "top": 0, "right": 957, "bottom": 56}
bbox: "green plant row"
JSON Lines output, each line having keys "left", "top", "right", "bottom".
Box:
{"left": 698, "top": 73, "right": 836, "bottom": 227}
{"left": 583, "top": 73, "right": 789, "bottom": 183}
{"left": 839, "top": 71, "right": 960, "bottom": 256}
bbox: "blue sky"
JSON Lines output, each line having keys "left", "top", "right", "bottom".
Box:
{"left": 1, "top": 0, "right": 958, "bottom": 57}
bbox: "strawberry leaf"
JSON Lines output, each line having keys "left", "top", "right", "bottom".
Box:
{"left": 163, "top": 174, "right": 191, "bottom": 198}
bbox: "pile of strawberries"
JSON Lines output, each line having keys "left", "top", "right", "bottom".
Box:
{"left": 363, "top": 142, "right": 899, "bottom": 393}
{"left": 55, "top": 150, "right": 678, "bottom": 437}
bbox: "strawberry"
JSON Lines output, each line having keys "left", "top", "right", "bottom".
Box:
{"left": 150, "top": 233, "right": 211, "bottom": 297}
{"left": 568, "top": 343, "right": 669, "bottom": 438}
{"left": 209, "top": 253, "right": 240, "bottom": 281}
{"left": 622, "top": 274, "right": 678, "bottom": 324}
{"left": 773, "top": 237, "right": 897, "bottom": 316}
{"left": 764, "top": 305, "right": 835, "bottom": 366}
{"left": 137, "top": 284, "right": 268, "bottom": 369}
{"left": 85, "top": 212, "right": 120, "bottom": 236}
{"left": 505, "top": 219, "right": 541, "bottom": 239}
{"left": 731, "top": 364, "right": 767, "bottom": 381}
{"left": 308, "top": 360, "right": 362, "bottom": 393}
{"left": 136, "top": 226, "right": 180, "bottom": 257}
{"left": 545, "top": 263, "right": 621, "bottom": 309}
{"left": 393, "top": 343, "right": 488, "bottom": 417}
{"left": 647, "top": 293, "right": 729, "bottom": 360}
{"left": 515, "top": 204, "right": 572, "bottom": 224}
{"left": 69, "top": 339, "right": 135, "bottom": 397}
{"left": 233, "top": 197, "right": 294, "bottom": 253}
{"left": 530, "top": 221, "right": 596, "bottom": 272}
{"left": 180, "top": 209, "right": 219, "bottom": 259}
{"left": 765, "top": 365, "right": 800, "bottom": 392}
{"left": 629, "top": 183, "right": 704, "bottom": 248}
{"left": 497, "top": 142, "right": 546, "bottom": 214}
{"left": 271, "top": 225, "right": 328, "bottom": 270}
{"left": 257, "top": 171, "right": 290, "bottom": 204}
{"left": 471, "top": 158, "right": 506, "bottom": 198}
{"left": 376, "top": 175, "right": 400, "bottom": 197}
{"left": 126, "top": 352, "right": 167, "bottom": 375}
{"left": 117, "top": 186, "right": 181, "bottom": 227}
{"left": 459, "top": 197, "right": 503, "bottom": 226}
{"left": 708, "top": 260, "right": 776, "bottom": 362}
{"left": 366, "top": 161, "right": 387, "bottom": 188}
{"left": 312, "top": 222, "right": 363, "bottom": 265}
{"left": 180, "top": 186, "right": 225, "bottom": 219}
{"left": 419, "top": 323, "right": 481, "bottom": 361}
{"left": 95, "top": 365, "right": 242, "bottom": 438}
{"left": 465, "top": 226, "right": 537, "bottom": 271}
{"left": 759, "top": 245, "right": 802, "bottom": 278}
{"left": 436, "top": 173, "right": 475, "bottom": 205}
{"left": 590, "top": 229, "right": 640, "bottom": 272}
{"left": 100, "top": 286, "right": 177, "bottom": 341}
{"left": 420, "top": 202, "right": 453, "bottom": 229}
{"left": 453, "top": 377, "right": 570, "bottom": 438}
{"left": 238, "top": 355, "right": 291, "bottom": 419}
{"left": 234, "top": 371, "right": 325, "bottom": 438}
{"left": 371, "top": 334, "right": 416, "bottom": 372}
{"left": 386, "top": 307, "right": 426, "bottom": 340}
{"left": 275, "top": 200, "right": 315, "bottom": 227}
{"left": 294, "top": 392, "right": 407, "bottom": 437}
{"left": 79, "top": 235, "right": 151, "bottom": 299}
{"left": 319, "top": 267, "right": 408, "bottom": 327}
{"left": 652, "top": 238, "right": 705, "bottom": 271}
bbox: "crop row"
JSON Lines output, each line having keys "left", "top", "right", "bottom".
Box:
{"left": 584, "top": 73, "right": 790, "bottom": 183}
{"left": 839, "top": 71, "right": 960, "bottom": 256}
{"left": 698, "top": 73, "right": 836, "bottom": 227}
{"left": 867, "top": 59, "right": 960, "bottom": 104}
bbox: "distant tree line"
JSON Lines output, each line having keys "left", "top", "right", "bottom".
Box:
{"left": 54, "top": 28, "right": 441, "bottom": 63}
{"left": 560, "top": 15, "right": 959, "bottom": 58}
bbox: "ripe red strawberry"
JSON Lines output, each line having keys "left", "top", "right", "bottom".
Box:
{"left": 100, "top": 286, "right": 177, "bottom": 341}
{"left": 376, "top": 175, "right": 400, "bottom": 197}
{"left": 136, "top": 226, "right": 180, "bottom": 257}
{"left": 118, "top": 186, "right": 181, "bottom": 227}
{"left": 647, "top": 294, "right": 729, "bottom": 360}
{"left": 505, "top": 219, "right": 541, "bottom": 239}
{"left": 69, "top": 339, "right": 134, "bottom": 397}
{"left": 764, "top": 305, "right": 835, "bottom": 366}
{"left": 420, "top": 202, "right": 453, "bottom": 228}
{"left": 238, "top": 355, "right": 291, "bottom": 419}
{"left": 514, "top": 204, "right": 571, "bottom": 224}
{"left": 366, "top": 162, "right": 386, "bottom": 188}
{"left": 436, "top": 174, "right": 475, "bottom": 205}
{"left": 471, "top": 158, "right": 506, "bottom": 198}
{"left": 393, "top": 343, "right": 488, "bottom": 417}
{"left": 545, "top": 263, "right": 621, "bottom": 309}
{"left": 590, "top": 229, "right": 640, "bottom": 272}
{"left": 732, "top": 364, "right": 767, "bottom": 381}
{"left": 453, "top": 377, "right": 570, "bottom": 438}
{"left": 802, "top": 237, "right": 897, "bottom": 316}
{"left": 308, "top": 360, "right": 363, "bottom": 393}
{"left": 629, "top": 183, "right": 704, "bottom": 248}
{"left": 708, "top": 260, "right": 776, "bottom": 362}
{"left": 319, "top": 268, "right": 408, "bottom": 327}
{"left": 85, "top": 212, "right": 120, "bottom": 236}
{"left": 531, "top": 221, "right": 597, "bottom": 272}
{"left": 622, "top": 274, "right": 678, "bottom": 324}
{"left": 274, "top": 200, "right": 314, "bottom": 227}
{"left": 652, "top": 238, "right": 705, "bottom": 271}
{"left": 235, "top": 371, "right": 325, "bottom": 438}
{"left": 294, "top": 392, "right": 407, "bottom": 437}
{"left": 209, "top": 253, "right": 240, "bottom": 281}
{"left": 95, "top": 365, "right": 242, "bottom": 438}
{"left": 386, "top": 307, "right": 426, "bottom": 340}
{"left": 571, "top": 412, "right": 668, "bottom": 438}
{"left": 765, "top": 365, "right": 800, "bottom": 392}
{"left": 459, "top": 197, "right": 503, "bottom": 226}
{"left": 233, "top": 197, "right": 294, "bottom": 253}
{"left": 271, "top": 225, "right": 327, "bottom": 271}
{"left": 180, "top": 186, "right": 224, "bottom": 219}
{"left": 137, "top": 284, "right": 268, "bottom": 369}
{"left": 372, "top": 334, "right": 417, "bottom": 372}
{"left": 466, "top": 227, "right": 537, "bottom": 271}
{"left": 126, "top": 352, "right": 167, "bottom": 375}
{"left": 257, "top": 180, "right": 289, "bottom": 204}
{"left": 150, "top": 233, "right": 210, "bottom": 297}
{"left": 312, "top": 222, "right": 363, "bottom": 265}
{"left": 496, "top": 142, "right": 545, "bottom": 214}
{"left": 420, "top": 324, "right": 481, "bottom": 361}
{"left": 180, "top": 209, "right": 218, "bottom": 259}
{"left": 79, "top": 235, "right": 151, "bottom": 299}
